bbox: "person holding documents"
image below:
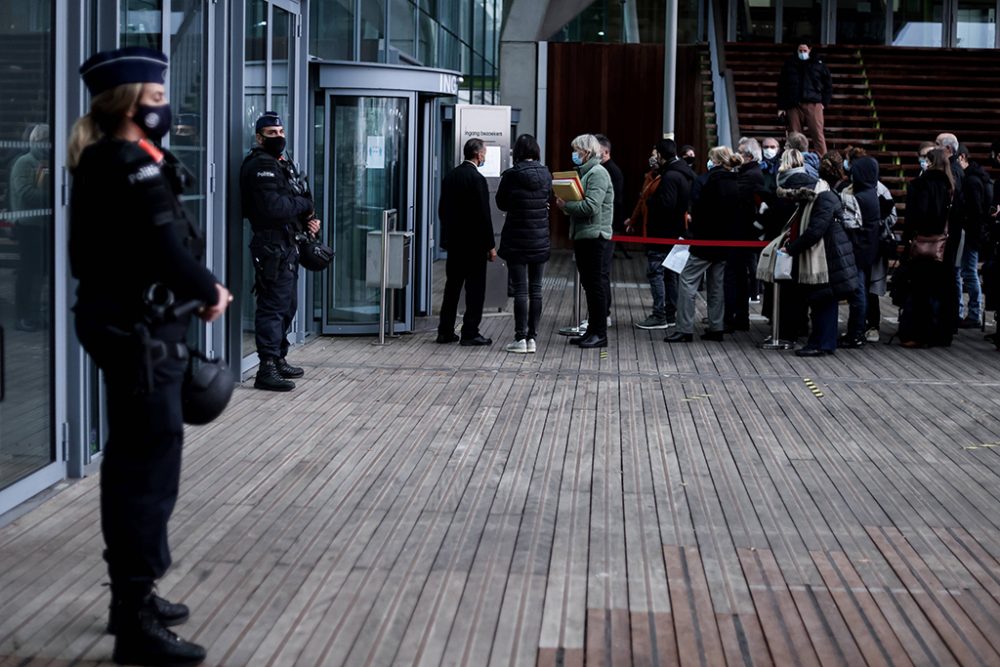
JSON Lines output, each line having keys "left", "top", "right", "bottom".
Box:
{"left": 555, "top": 134, "right": 614, "bottom": 349}
{"left": 437, "top": 138, "right": 497, "bottom": 346}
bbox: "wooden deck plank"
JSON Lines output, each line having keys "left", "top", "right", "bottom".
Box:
{"left": 2, "top": 251, "right": 1000, "bottom": 666}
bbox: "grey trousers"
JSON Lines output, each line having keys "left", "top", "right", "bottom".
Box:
{"left": 676, "top": 255, "right": 726, "bottom": 334}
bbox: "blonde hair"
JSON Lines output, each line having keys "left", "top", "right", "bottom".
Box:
{"left": 708, "top": 145, "right": 744, "bottom": 170}
{"left": 779, "top": 148, "right": 804, "bottom": 172}
{"left": 570, "top": 134, "right": 601, "bottom": 162}
{"left": 68, "top": 83, "right": 143, "bottom": 171}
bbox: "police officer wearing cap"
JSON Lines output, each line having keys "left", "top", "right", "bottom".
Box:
{"left": 69, "top": 46, "right": 231, "bottom": 666}
{"left": 240, "top": 112, "right": 319, "bottom": 391}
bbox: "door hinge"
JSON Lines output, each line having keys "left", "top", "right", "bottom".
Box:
{"left": 61, "top": 166, "right": 69, "bottom": 206}
{"left": 297, "top": 17, "right": 303, "bottom": 38}
{"left": 209, "top": 162, "right": 216, "bottom": 194}
{"left": 61, "top": 422, "right": 69, "bottom": 461}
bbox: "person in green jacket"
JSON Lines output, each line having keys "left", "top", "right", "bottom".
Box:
{"left": 556, "top": 133, "right": 614, "bottom": 348}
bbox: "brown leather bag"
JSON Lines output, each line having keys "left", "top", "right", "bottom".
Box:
{"left": 909, "top": 233, "right": 948, "bottom": 262}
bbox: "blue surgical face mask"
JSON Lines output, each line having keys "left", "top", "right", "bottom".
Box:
{"left": 571, "top": 153, "right": 584, "bottom": 166}
{"left": 763, "top": 147, "right": 778, "bottom": 160}
{"left": 919, "top": 158, "right": 929, "bottom": 171}
{"left": 843, "top": 159, "right": 851, "bottom": 172}
{"left": 798, "top": 51, "right": 810, "bottom": 61}
{"left": 706, "top": 159, "right": 715, "bottom": 170}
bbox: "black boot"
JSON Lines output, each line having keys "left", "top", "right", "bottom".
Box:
{"left": 254, "top": 359, "right": 295, "bottom": 391}
{"left": 108, "top": 593, "right": 189, "bottom": 634}
{"left": 111, "top": 594, "right": 205, "bottom": 666}
{"left": 275, "top": 357, "right": 304, "bottom": 378}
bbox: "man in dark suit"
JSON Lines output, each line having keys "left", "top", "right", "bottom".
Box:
{"left": 437, "top": 138, "right": 497, "bottom": 345}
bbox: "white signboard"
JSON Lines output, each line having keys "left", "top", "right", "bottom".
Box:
{"left": 366, "top": 136, "right": 385, "bottom": 169}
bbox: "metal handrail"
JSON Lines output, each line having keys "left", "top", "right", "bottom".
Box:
{"left": 707, "top": 0, "right": 741, "bottom": 147}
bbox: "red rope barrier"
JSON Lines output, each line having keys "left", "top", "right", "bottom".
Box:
{"left": 611, "top": 235, "right": 769, "bottom": 248}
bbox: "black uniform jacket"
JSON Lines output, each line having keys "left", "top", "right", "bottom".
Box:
{"left": 777, "top": 56, "right": 833, "bottom": 109}
{"left": 69, "top": 138, "right": 218, "bottom": 336}
{"left": 240, "top": 147, "right": 313, "bottom": 234}
{"left": 439, "top": 161, "right": 494, "bottom": 255}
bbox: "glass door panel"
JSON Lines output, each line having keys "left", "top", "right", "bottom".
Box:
{"left": 782, "top": 0, "right": 822, "bottom": 43}
{"left": 737, "top": 0, "right": 777, "bottom": 41}
{"left": 893, "top": 0, "right": 944, "bottom": 45}
{"left": 837, "top": 0, "right": 889, "bottom": 43}
{"left": 0, "top": 0, "right": 54, "bottom": 489}
{"left": 121, "top": 0, "right": 162, "bottom": 50}
{"left": 956, "top": 0, "right": 996, "bottom": 47}
{"left": 325, "top": 95, "right": 409, "bottom": 331}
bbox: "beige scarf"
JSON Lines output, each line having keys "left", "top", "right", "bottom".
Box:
{"left": 795, "top": 180, "right": 830, "bottom": 285}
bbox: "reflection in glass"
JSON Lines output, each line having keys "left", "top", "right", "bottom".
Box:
{"left": 327, "top": 97, "right": 408, "bottom": 328}
{"left": 391, "top": 0, "right": 416, "bottom": 61}
{"left": 782, "top": 0, "right": 822, "bottom": 43}
{"left": 736, "top": 0, "right": 777, "bottom": 41}
{"left": 957, "top": 0, "right": 996, "bottom": 47}
{"left": 246, "top": 0, "right": 266, "bottom": 63}
{"left": 361, "top": 0, "right": 386, "bottom": 62}
{"left": 893, "top": 0, "right": 944, "bottom": 46}
{"left": 418, "top": 11, "right": 438, "bottom": 67}
{"left": 121, "top": 0, "right": 163, "bottom": 50}
{"left": 0, "top": 0, "right": 53, "bottom": 489}
{"left": 311, "top": 0, "right": 354, "bottom": 60}
{"left": 837, "top": 0, "right": 888, "bottom": 43}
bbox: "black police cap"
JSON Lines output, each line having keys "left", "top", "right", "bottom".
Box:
{"left": 256, "top": 111, "right": 283, "bottom": 133}
{"left": 80, "top": 46, "right": 168, "bottom": 97}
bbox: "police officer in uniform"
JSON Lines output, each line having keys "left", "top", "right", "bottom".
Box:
{"left": 240, "top": 112, "right": 320, "bottom": 391}
{"left": 69, "top": 47, "right": 231, "bottom": 666}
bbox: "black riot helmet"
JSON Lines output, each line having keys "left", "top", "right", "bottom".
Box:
{"left": 297, "top": 233, "right": 333, "bottom": 272}
{"left": 182, "top": 350, "right": 235, "bottom": 425}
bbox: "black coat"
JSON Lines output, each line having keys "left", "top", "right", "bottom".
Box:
{"left": 905, "top": 169, "right": 959, "bottom": 263}
{"left": 778, "top": 55, "right": 833, "bottom": 109}
{"left": 690, "top": 167, "right": 742, "bottom": 262}
{"left": 735, "top": 161, "right": 765, "bottom": 239}
{"left": 496, "top": 160, "right": 552, "bottom": 264}
{"left": 439, "top": 161, "right": 494, "bottom": 254}
{"left": 784, "top": 186, "right": 857, "bottom": 301}
{"left": 646, "top": 157, "right": 695, "bottom": 240}
{"left": 847, "top": 156, "right": 882, "bottom": 269}
{"left": 962, "top": 161, "right": 991, "bottom": 249}
{"left": 604, "top": 158, "right": 626, "bottom": 232}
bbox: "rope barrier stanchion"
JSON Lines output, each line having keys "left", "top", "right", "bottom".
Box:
{"left": 760, "top": 281, "right": 795, "bottom": 350}
{"left": 559, "top": 267, "right": 584, "bottom": 337}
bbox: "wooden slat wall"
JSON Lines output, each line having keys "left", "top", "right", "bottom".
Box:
{"left": 546, "top": 43, "right": 709, "bottom": 248}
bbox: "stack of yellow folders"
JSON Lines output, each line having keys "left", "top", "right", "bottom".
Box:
{"left": 551, "top": 171, "right": 584, "bottom": 201}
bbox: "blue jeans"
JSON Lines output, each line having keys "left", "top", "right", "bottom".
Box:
{"left": 646, "top": 250, "right": 677, "bottom": 321}
{"left": 807, "top": 296, "right": 839, "bottom": 352}
{"left": 508, "top": 262, "right": 545, "bottom": 340}
{"left": 846, "top": 268, "right": 868, "bottom": 340}
{"left": 959, "top": 248, "right": 982, "bottom": 321}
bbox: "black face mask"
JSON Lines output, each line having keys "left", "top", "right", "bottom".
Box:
{"left": 135, "top": 103, "right": 172, "bottom": 142}
{"left": 683, "top": 155, "right": 696, "bottom": 167}
{"left": 261, "top": 135, "right": 286, "bottom": 157}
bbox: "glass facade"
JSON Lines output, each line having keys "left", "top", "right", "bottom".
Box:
{"left": 310, "top": 0, "right": 502, "bottom": 103}
{"left": 550, "top": 0, "right": 701, "bottom": 44}
{"left": 0, "top": 0, "right": 54, "bottom": 490}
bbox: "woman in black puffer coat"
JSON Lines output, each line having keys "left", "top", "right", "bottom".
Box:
{"left": 497, "top": 134, "right": 552, "bottom": 353}
{"left": 783, "top": 153, "right": 858, "bottom": 356}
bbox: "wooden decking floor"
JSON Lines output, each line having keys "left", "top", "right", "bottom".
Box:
{"left": 2, "top": 250, "right": 1000, "bottom": 666}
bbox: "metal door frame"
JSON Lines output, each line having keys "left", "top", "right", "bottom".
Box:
{"left": 320, "top": 88, "right": 418, "bottom": 335}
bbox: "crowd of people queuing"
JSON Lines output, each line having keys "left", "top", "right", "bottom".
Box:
{"left": 439, "top": 128, "right": 1000, "bottom": 357}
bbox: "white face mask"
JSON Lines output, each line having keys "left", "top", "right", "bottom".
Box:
{"left": 707, "top": 159, "right": 715, "bottom": 170}
{"left": 798, "top": 51, "right": 810, "bottom": 61}
{"left": 763, "top": 147, "right": 778, "bottom": 160}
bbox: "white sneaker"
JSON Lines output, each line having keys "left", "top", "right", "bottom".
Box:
{"left": 607, "top": 315, "right": 613, "bottom": 328}
{"left": 505, "top": 339, "right": 528, "bottom": 354}
{"left": 526, "top": 339, "right": 536, "bottom": 353}
{"left": 865, "top": 328, "right": 880, "bottom": 343}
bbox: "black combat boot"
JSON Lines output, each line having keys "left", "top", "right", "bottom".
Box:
{"left": 108, "top": 592, "right": 189, "bottom": 634}
{"left": 254, "top": 358, "right": 295, "bottom": 391}
{"left": 111, "top": 592, "right": 206, "bottom": 666}
{"left": 275, "top": 357, "right": 304, "bottom": 378}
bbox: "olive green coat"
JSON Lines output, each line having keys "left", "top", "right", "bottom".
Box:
{"left": 563, "top": 158, "right": 614, "bottom": 241}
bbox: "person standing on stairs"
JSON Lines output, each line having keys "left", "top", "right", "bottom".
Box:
{"left": 777, "top": 41, "right": 832, "bottom": 157}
